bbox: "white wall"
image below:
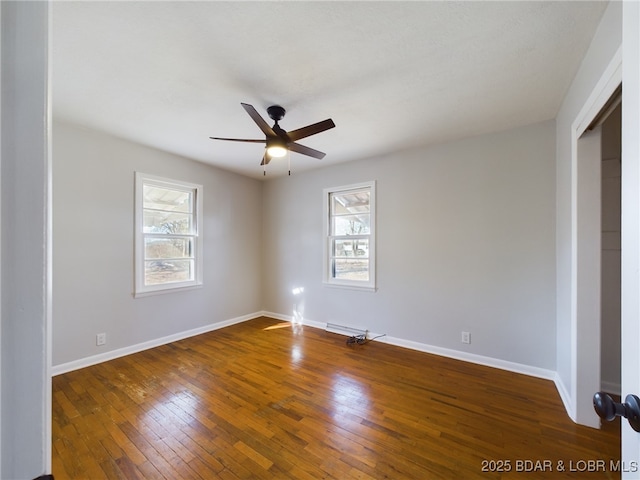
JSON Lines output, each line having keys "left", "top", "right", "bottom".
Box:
{"left": 53, "top": 121, "right": 263, "bottom": 368}
{"left": 554, "top": 0, "right": 622, "bottom": 420}
{"left": 263, "top": 120, "right": 556, "bottom": 371}
{"left": 1, "top": 1, "right": 51, "bottom": 477}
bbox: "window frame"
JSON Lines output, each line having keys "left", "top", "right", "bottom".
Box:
{"left": 134, "top": 172, "right": 203, "bottom": 297}
{"left": 323, "top": 181, "right": 376, "bottom": 291}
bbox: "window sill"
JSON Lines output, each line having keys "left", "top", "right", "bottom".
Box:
{"left": 323, "top": 281, "right": 377, "bottom": 293}
{"left": 134, "top": 283, "right": 203, "bottom": 298}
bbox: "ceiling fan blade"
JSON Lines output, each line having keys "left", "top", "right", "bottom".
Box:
{"left": 288, "top": 142, "right": 326, "bottom": 159}
{"left": 209, "top": 137, "right": 266, "bottom": 143}
{"left": 241, "top": 103, "right": 276, "bottom": 137}
{"left": 286, "top": 119, "right": 335, "bottom": 142}
{"left": 260, "top": 153, "right": 272, "bottom": 166}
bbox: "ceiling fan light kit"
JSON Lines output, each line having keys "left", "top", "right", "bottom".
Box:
{"left": 266, "top": 146, "right": 287, "bottom": 158}
{"left": 210, "top": 102, "right": 335, "bottom": 175}
{"left": 266, "top": 139, "right": 287, "bottom": 158}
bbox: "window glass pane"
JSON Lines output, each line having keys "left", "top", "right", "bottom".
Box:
{"left": 145, "top": 259, "right": 193, "bottom": 285}
{"left": 145, "top": 237, "right": 192, "bottom": 259}
{"left": 332, "top": 258, "right": 370, "bottom": 281}
{"left": 143, "top": 211, "right": 192, "bottom": 234}
{"left": 332, "top": 239, "right": 369, "bottom": 258}
{"left": 143, "top": 185, "right": 192, "bottom": 213}
{"left": 331, "top": 190, "right": 370, "bottom": 215}
{"left": 332, "top": 214, "right": 370, "bottom": 236}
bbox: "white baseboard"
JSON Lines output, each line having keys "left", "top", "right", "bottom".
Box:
{"left": 51, "top": 311, "right": 264, "bottom": 376}
{"left": 263, "top": 310, "right": 327, "bottom": 329}
{"left": 377, "top": 335, "right": 556, "bottom": 381}
{"left": 554, "top": 373, "right": 575, "bottom": 422}
{"left": 262, "top": 311, "right": 556, "bottom": 381}
{"left": 550, "top": 375, "right": 620, "bottom": 423}
{"left": 601, "top": 380, "right": 621, "bottom": 396}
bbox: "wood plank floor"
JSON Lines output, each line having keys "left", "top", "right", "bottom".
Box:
{"left": 52, "top": 317, "right": 620, "bottom": 479}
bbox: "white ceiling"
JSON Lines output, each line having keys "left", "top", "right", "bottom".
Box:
{"left": 52, "top": 1, "right": 608, "bottom": 180}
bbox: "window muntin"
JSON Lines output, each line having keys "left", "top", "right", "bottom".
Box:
{"left": 324, "top": 182, "right": 376, "bottom": 289}
{"left": 135, "top": 173, "right": 203, "bottom": 296}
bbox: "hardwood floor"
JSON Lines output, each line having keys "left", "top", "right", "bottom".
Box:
{"left": 52, "top": 317, "right": 620, "bottom": 479}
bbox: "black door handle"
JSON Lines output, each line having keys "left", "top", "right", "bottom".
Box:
{"left": 593, "top": 391, "right": 640, "bottom": 432}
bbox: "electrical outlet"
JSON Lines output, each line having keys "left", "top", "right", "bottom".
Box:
{"left": 96, "top": 333, "right": 106, "bottom": 346}
{"left": 461, "top": 331, "right": 471, "bottom": 344}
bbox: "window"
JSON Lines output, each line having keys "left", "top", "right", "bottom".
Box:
{"left": 323, "top": 181, "right": 376, "bottom": 290}
{"left": 135, "top": 173, "right": 203, "bottom": 297}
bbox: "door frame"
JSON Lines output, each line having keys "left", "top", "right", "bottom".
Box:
{"left": 570, "top": 47, "right": 621, "bottom": 427}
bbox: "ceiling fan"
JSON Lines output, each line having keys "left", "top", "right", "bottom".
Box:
{"left": 210, "top": 103, "right": 335, "bottom": 173}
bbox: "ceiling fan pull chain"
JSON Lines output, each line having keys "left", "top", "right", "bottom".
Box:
{"left": 288, "top": 151, "right": 291, "bottom": 176}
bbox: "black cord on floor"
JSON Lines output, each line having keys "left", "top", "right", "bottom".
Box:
{"left": 346, "top": 333, "right": 386, "bottom": 345}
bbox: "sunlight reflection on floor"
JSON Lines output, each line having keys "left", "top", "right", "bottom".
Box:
{"left": 291, "top": 344, "right": 303, "bottom": 363}
{"left": 331, "top": 373, "right": 372, "bottom": 421}
{"left": 263, "top": 322, "right": 291, "bottom": 331}
{"left": 262, "top": 319, "right": 303, "bottom": 335}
